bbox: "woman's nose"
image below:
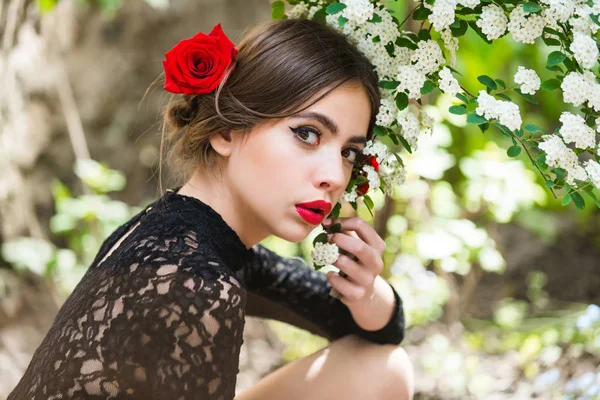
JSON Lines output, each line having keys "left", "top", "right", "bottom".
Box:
{"left": 314, "top": 152, "right": 347, "bottom": 192}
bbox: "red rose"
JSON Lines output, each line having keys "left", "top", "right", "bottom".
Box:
{"left": 367, "top": 155, "right": 379, "bottom": 172}
{"left": 162, "top": 23, "right": 238, "bottom": 95}
{"left": 357, "top": 182, "right": 370, "bottom": 195}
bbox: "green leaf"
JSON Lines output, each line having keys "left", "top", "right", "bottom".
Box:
{"left": 584, "top": 190, "right": 600, "bottom": 208}
{"left": 495, "top": 79, "right": 506, "bottom": 89}
{"left": 369, "top": 13, "right": 382, "bottom": 23}
{"left": 479, "top": 122, "right": 490, "bottom": 133}
{"left": 496, "top": 93, "right": 512, "bottom": 101}
{"left": 418, "top": 29, "right": 431, "bottom": 41}
{"left": 326, "top": 3, "right": 347, "bottom": 14}
{"left": 523, "top": 2, "right": 542, "bottom": 13}
{"left": 563, "top": 57, "right": 577, "bottom": 71}
{"left": 514, "top": 88, "right": 539, "bottom": 104}
{"left": 363, "top": 194, "right": 374, "bottom": 210}
{"left": 554, "top": 168, "right": 566, "bottom": 181}
{"left": 449, "top": 105, "right": 467, "bottom": 115}
{"left": 378, "top": 80, "right": 400, "bottom": 90}
{"left": 421, "top": 80, "right": 435, "bottom": 94}
{"left": 467, "top": 113, "right": 488, "bottom": 125}
{"left": 313, "top": 232, "right": 328, "bottom": 244}
{"left": 412, "top": 6, "right": 432, "bottom": 20}
{"left": 392, "top": 151, "right": 405, "bottom": 167}
{"left": 507, "top": 146, "right": 522, "bottom": 157}
{"left": 395, "top": 37, "right": 418, "bottom": 50}
{"left": 541, "top": 79, "right": 561, "bottom": 90}
{"left": 396, "top": 134, "right": 413, "bottom": 154}
{"left": 389, "top": 133, "right": 400, "bottom": 145}
{"left": 542, "top": 36, "right": 561, "bottom": 46}
{"left": 545, "top": 180, "right": 555, "bottom": 188}
{"left": 524, "top": 124, "right": 543, "bottom": 133}
{"left": 271, "top": 1, "right": 286, "bottom": 20}
{"left": 478, "top": 75, "right": 497, "bottom": 90}
{"left": 330, "top": 202, "right": 342, "bottom": 219}
{"left": 571, "top": 192, "right": 585, "bottom": 209}
{"left": 590, "top": 13, "right": 600, "bottom": 27}
{"left": 373, "top": 126, "right": 387, "bottom": 136}
{"left": 456, "top": 92, "right": 469, "bottom": 103}
{"left": 338, "top": 15, "right": 348, "bottom": 27}
{"left": 330, "top": 223, "right": 343, "bottom": 233}
{"left": 450, "top": 19, "right": 468, "bottom": 36}
{"left": 547, "top": 51, "right": 567, "bottom": 66}
{"left": 356, "top": 175, "right": 368, "bottom": 184}
{"left": 395, "top": 92, "right": 409, "bottom": 111}
{"left": 562, "top": 193, "right": 572, "bottom": 206}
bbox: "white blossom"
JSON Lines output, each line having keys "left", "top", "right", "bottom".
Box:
{"left": 477, "top": 4, "right": 508, "bottom": 41}
{"left": 362, "top": 165, "right": 381, "bottom": 191}
{"left": 311, "top": 242, "right": 340, "bottom": 266}
{"left": 584, "top": 160, "right": 600, "bottom": 188}
{"left": 458, "top": 0, "right": 480, "bottom": 8}
{"left": 570, "top": 33, "right": 599, "bottom": 69}
{"left": 396, "top": 65, "right": 426, "bottom": 99}
{"left": 343, "top": 188, "right": 359, "bottom": 203}
{"left": 538, "top": 135, "right": 587, "bottom": 185}
{"left": 362, "top": 139, "right": 390, "bottom": 163}
{"left": 420, "top": 110, "right": 435, "bottom": 136}
{"left": 397, "top": 108, "right": 421, "bottom": 150}
{"left": 439, "top": 67, "right": 461, "bottom": 97}
{"left": 376, "top": 96, "right": 397, "bottom": 127}
{"left": 514, "top": 66, "right": 541, "bottom": 95}
{"left": 559, "top": 112, "right": 596, "bottom": 149}
{"left": 285, "top": 3, "right": 309, "bottom": 18}
{"left": 340, "top": 0, "right": 375, "bottom": 24}
{"left": 411, "top": 40, "right": 445, "bottom": 75}
{"left": 380, "top": 156, "right": 407, "bottom": 195}
{"left": 561, "top": 71, "right": 589, "bottom": 106}
{"left": 425, "top": 0, "right": 457, "bottom": 31}
{"left": 475, "top": 90, "right": 522, "bottom": 131}
{"left": 541, "top": 0, "right": 575, "bottom": 23}
{"left": 508, "top": 4, "right": 545, "bottom": 44}
{"left": 440, "top": 28, "right": 459, "bottom": 66}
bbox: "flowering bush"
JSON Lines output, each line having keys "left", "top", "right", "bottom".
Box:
{"left": 272, "top": 0, "right": 600, "bottom": 268}
{"left": 272, "top": 0, "right": 600, "bottom": 215}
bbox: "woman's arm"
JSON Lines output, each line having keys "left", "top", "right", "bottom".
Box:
{"left": 241, "top": 244, "right": 405, "bottom": 345}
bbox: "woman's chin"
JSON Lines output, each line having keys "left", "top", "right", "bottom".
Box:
{"left": 275, "top": 223, "right": 317, "bottom": 244}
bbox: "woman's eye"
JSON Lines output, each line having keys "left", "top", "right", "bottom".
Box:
{"left": 290, "top": 126, "right": 361, "bottom": 165}
{"left": 290, "top": 126, "right": 321, "bottom": 146}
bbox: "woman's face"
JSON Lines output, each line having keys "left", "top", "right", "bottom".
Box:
{"left": 222, "top": 81, "right": 372, "bottom": 244}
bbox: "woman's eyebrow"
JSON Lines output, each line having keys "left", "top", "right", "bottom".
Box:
{"left": 291, "top": 111, "right": 367, "bottom": 145}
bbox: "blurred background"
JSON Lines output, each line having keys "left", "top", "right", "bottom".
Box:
{"left": 1, "top": 0, "right": 599, "bottom": 398}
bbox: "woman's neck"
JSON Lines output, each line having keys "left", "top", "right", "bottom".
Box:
{"left": 176, "top": 169, "right": 268, "bottom": 249}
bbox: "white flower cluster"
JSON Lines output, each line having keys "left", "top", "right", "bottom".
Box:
{"left": 363, "top": 165, "right": 380, "bottom": 191}
{"left": 459, "top": 0, "right": 480, "bottom": 8}
{"left": 541, "top": 0, "right": 575, "bottom": 24}
{"left": 475, "top": 90, "right": 523, "bottom": 131}
{"left": 286, "top": 2, "right": 309, "bottom": 18}
{"left": 362, "top": 139, "right": 407, "bottom": 195}
{"left": 342, "top": 189, "right": 359, "bottom": 203}
{"left": 340, "top": 0, "right": 375, "bottom": 25}
{"left": 561, "top": 71, "right": 600, "bottom": 111}
{"left": 584, "top": 160, "right": 600, "bottom": 188}
{"left": 558, "top": 112, "right": 597, "bottom": 150}
{"left": 397, "top": 65, "right": 427, "bottom": 99}
{"left": 425, "top": 0, "right": 457, "bottom": 31}
{"left": 311, "top": 242, "right": 340, "bottom": 266}
{"left": 439, "top": 67, "right": 461, "bottom": 97}
{"left": 569, "top": 2, "right": 600, "bottom": 35}
{"left": 397, "top": 108, "right": 421, "bottom": 150}
{"left": 440, "top": 28, "right": 459, "bottom": 66}
{"left": 570, "top": 33, "right": 599, "bottom": 69}
{"left": 538, "top": 135, "right": 587, "bottom": 185}
{"left": 411, "top": 40, "right": 445, "bottom": 75}
{"left": 477, "top": 4, "right": 508, "bottom": 40}
{"left": 507, "top": 4, "right": 545, "bottom": 44}
{"left": 513, "top": 66, "right": 541, "bottom": 95}
{"left": 376, "top": 95, "right": 397, "bottom": 127}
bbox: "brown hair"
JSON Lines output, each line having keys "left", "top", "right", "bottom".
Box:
{"left": 157, "top": 18, "right": 381, "bottom": 192}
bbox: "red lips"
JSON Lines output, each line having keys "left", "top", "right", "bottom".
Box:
{"left": 295, "top": 200, "right": 332, "bottom": 225}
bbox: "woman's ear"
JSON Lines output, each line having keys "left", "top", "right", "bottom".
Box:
{"left": 208, "top": 129, "right": 234, "bottom": 157}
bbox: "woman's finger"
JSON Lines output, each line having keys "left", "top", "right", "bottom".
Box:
{"left": 329, "top": 232, "right": 384, "bottom": 275}
{"left": 326, "top": 217, "right": 386, "bottom": 256}
{"left": 326, "top": 271, "right": 366, "bottom": 302}
{"left": 332, "top": 254, "right": 373, "bottom": 288}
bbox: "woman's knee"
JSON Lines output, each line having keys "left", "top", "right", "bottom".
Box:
{"left": 345, "top": 336, "right": 414, "bottom": 400}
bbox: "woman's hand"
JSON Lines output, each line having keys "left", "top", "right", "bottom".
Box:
{"left": 322, "top": 217, "right": 386, "bottom": 306}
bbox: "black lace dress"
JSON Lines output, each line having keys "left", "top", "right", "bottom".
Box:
{"left": 9, "top": 187, "right": 405, "bottom": 400}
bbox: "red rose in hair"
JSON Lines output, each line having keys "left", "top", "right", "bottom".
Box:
{"left": 162, "top": 23, "right": 238, "bottom": 95}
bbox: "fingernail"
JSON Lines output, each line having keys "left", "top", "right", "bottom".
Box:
{"left": 323, "top": 218, "right": 332, "bottom": 226}
{"left": 327, "top": 233, "right": 334, "bottom": 242}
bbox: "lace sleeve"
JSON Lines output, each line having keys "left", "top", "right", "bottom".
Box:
{"left": 240, "top": 244, "right": 405, "bottom": 345}
{"left": 9, "top": 254, "right": 247, "bottom": 400}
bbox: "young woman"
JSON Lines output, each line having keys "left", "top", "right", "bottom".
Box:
{"left": 9, "top": 18, "right": 414, "bottom": 400}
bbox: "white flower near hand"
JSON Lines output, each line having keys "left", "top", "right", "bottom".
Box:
{"left": 514, "top": 66, "right": 541, "bottom": 95}
{"left": 477, "top": 4, "right": 508, "bottom": 41}
{"left": 311, "top": 242, "right": 340, "bottom": 266}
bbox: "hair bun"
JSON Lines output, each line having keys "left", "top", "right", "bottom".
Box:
{"left": 168, "top": 97, "right": 198, "bottom": 128}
